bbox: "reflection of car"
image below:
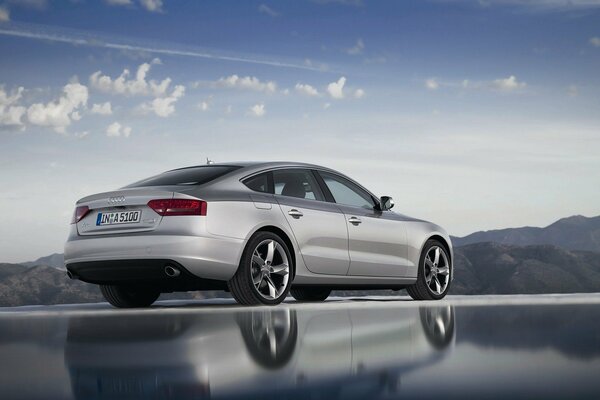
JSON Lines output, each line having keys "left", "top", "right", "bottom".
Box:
{"left": 64, "top": 305, "right": 455, "bottom": 399}
{"left": 64, "top": 162, "right": 453, "bottom": 307}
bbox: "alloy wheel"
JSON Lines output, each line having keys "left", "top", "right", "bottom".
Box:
{"left": 251, "top": 239, "right": 290, "bottom": 301}
{"left": 424, "top": 246, "right": 450, "bottom": 295}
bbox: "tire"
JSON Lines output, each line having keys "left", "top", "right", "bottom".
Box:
{"left": 100, "top": 285, "right": 160, "bottom": 308}
{"left": 228, "top": 231, "right": 293, "bottom": 306}
{"left": 290, "top": 287, "right": 331, "bottom": 302}
{"left": 407, "top": 239, "right": 451, "bottom": 301}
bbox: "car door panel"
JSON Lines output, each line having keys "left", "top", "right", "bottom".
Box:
{"left": 338, "top": 205, "right": 410, "bottom": 277}
{"left": 316, "top": 170, "right": 410, "bottom": 278}
{"left": 277, "top": 196, "right": 350, "bottom": 276}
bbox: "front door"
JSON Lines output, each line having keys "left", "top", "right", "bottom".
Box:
{"left": 317, "top": 171, "right": 410, "bottom": 277}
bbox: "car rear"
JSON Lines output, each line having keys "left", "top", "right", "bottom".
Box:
{"left": 64, "top": 165, "right": 247, "bottom": 288}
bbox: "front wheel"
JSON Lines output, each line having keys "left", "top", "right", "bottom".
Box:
{"left": 100, "top": 285, "right": 160, "bottom": 308}
{"left": 407, "top": 240, "right": 451, "bottom": 300}
{"left": 228, "top": 231, "right": 293, "bottom": 306}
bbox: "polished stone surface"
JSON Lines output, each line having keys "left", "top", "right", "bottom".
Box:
{"left": 1, "top": 294, "right": 600, "bottom": 399}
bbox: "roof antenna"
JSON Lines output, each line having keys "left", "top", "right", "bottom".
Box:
{"left": 206, "top": 157, "right": 214, "bottom": 165}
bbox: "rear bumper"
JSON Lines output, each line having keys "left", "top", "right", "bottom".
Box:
{"left": 64, "top": 233, "right": 245, "bottom": 282}
{"left": 66, "top": 259, "right": 227, "bottom": 291}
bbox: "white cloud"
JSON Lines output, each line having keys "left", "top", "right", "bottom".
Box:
{"left": 567, "top": 85, "right": 579, "bottom": 97}
{"left": 327, "top": 77, "right": 346, "bottom": 99}
{"left": 91, "top": 102, "right": 112, "bottom": 115}
{"left": 426, "top": 75, "right": 526, "bottom": 92}
{"left": 199, "top": 101, "right": 209, "bottom": 111}
{"left": 216, "top": 75, "right": 277, "bottom": 93}
{"left": 425, "top": 78, "right": 440, "bottom": 90}
{"left": 492, "top": 75, "right": 526, "bottom": 91}
{"left": 140, "top": 84, "right": 185, "bottom": 117}
{"left": 27, "top": 82, "right": 88, "bottom": 133}
{"left": 346, "top": 38, "right": 365, "bottom": 55}
{"left": 139, "top": 0, "right": 163, "bottom": 12}
{"left": 248, "top": 103, "right": 266, "bottom": 117}
{"left": 258, "top": 4, "right": 279, "bottom": 16}
{"left": 106, "top": 121, "right": 131, "bottom": 138}
{"left": 354, "top": 88, "right": 365, "bottom": 98}
{"left": 295, "top": 83, "right": 319, "bottom": 96}
{"left": 0, "top": 26, "right": 320, "bottom": 71}
{"left": 90, "top": 59, "right": 170, "bottom": 97}
{"left": 0, "top": 86, "right": 26, "bottom": 127}
{"left": 0, "top": 5, "right": 10, "bottom": 22}
{"left": 590, "top": 37, "right": 600, "bottom": 47}
{"left": 323, "top": 102, "right": 331, "bottom": 110}
{"left": 105, "top": 0, "right": 132, "bottom": 5}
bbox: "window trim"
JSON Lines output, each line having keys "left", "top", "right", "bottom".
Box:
{"left": 315, "top": 170, "right": 380, "bottom": 210}
{"left": 240, "top": 166, "right": 380, "bottom": 209}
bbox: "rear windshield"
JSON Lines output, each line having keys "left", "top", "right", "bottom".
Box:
{"left": 126, "top": 165, "right": 241, "bottom": 187}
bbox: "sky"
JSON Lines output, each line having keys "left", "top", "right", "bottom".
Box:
{"left": 0, "top": 0, "right": 599, "bottom": 262}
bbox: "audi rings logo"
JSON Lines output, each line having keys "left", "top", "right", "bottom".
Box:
{"left": 108, "top": 196, "right": 126, "bottom": 204}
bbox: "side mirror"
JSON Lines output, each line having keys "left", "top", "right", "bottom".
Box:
{"left": 380, "top": 196, "right": 394, "bottom": 211}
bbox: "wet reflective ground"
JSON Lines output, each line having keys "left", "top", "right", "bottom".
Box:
{"left": 1, "top": 295, "right": 600, "bottom": 399}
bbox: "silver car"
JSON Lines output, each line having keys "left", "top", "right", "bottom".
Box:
{"left": 64, "top": 162, "right": 453, "bottom": 307}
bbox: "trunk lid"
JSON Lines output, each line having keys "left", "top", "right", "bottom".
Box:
{"left": 76, "top": 187, "right": 185, "bottom": 236}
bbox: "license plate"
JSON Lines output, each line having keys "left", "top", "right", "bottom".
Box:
{"left": 96, "top": 210, "right": 141, "bottom": 226}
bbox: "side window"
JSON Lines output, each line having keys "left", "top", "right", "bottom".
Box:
{"left": 273, "top": 169, "right": 324, "bottom": 201}
{"left": 243, "top": 173, "right": 270, "bottom": 193}
{"left": 319, "top": 172, "right": 376, "bottom": 209}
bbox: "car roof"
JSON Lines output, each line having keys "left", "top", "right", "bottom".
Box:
{"left": 169, "top": 161, "right": 331, "bottom": 172}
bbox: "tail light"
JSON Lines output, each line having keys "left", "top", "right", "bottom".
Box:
{"left": 71, "top": 206, "right": 90, "bottom": 224}
{"left": 147, "top": 199, "right": 207, "bottom": 216}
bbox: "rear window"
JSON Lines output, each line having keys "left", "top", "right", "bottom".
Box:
{"left": 126, "top": 165, "right": 241, "bottom": 187}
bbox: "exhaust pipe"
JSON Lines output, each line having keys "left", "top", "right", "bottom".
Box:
{"left": 164, "top": 265, "right": 181, "bottom": 278}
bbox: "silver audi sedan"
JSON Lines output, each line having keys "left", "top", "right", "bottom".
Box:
{"left": 64, "top": 162, "right": 453, "bottom": 307}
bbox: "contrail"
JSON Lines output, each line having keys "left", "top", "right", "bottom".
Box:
{"left": 0, "top": 24, "right": 327, "bottom": 72}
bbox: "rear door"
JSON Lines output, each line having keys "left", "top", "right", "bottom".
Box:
{"left": 272, "top": 169, "right": 350, "bottom": 276}
{"left": 317, "top": 171, "right": 410, "bottom": 277}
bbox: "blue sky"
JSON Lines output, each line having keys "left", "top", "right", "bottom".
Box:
{"left": 1, "top": 0, "right": 599, "bottom": 262}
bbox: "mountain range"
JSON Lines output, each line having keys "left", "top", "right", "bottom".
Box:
{"left": 1, "top": 215, "right": 599, "bottom": 307}
{"left": 451, "top": 215, "right": 600, "bottom": 252}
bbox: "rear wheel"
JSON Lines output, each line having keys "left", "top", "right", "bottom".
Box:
{"left": 290, "top": 287, "right": 331, "bottom": 302}
{"left": 407, "top": 240, "right": 451, "bottom": 301}
{"left": 100, "top": 285, "right": 160, "bottom": 308}
{"left": 228, "top": 231, "right": 293, "bottom": 306}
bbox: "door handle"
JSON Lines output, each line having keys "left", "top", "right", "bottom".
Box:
{"left": 348, "top": 216, "right": 362, "bottom": 225}
{"left": 288, "top": 209, "right": 304, "bottom": 218}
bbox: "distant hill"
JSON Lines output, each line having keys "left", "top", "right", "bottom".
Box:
{"left": 22, "top": 253, "right": 65, "bottom": 269}
{"left": 0, "top": 265, "right": 103, "bottom": 307}
{"left": 0, "top": 263, "right": 28, "bottom": 280}
{"left": 0, "top": 264, "right": 223, "bottom": 307}
{"left": 451, "top": 215, "right": 600, "bottom": 252}
{"left": 451, "top": 242, "right": 600, "bottom": 295}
